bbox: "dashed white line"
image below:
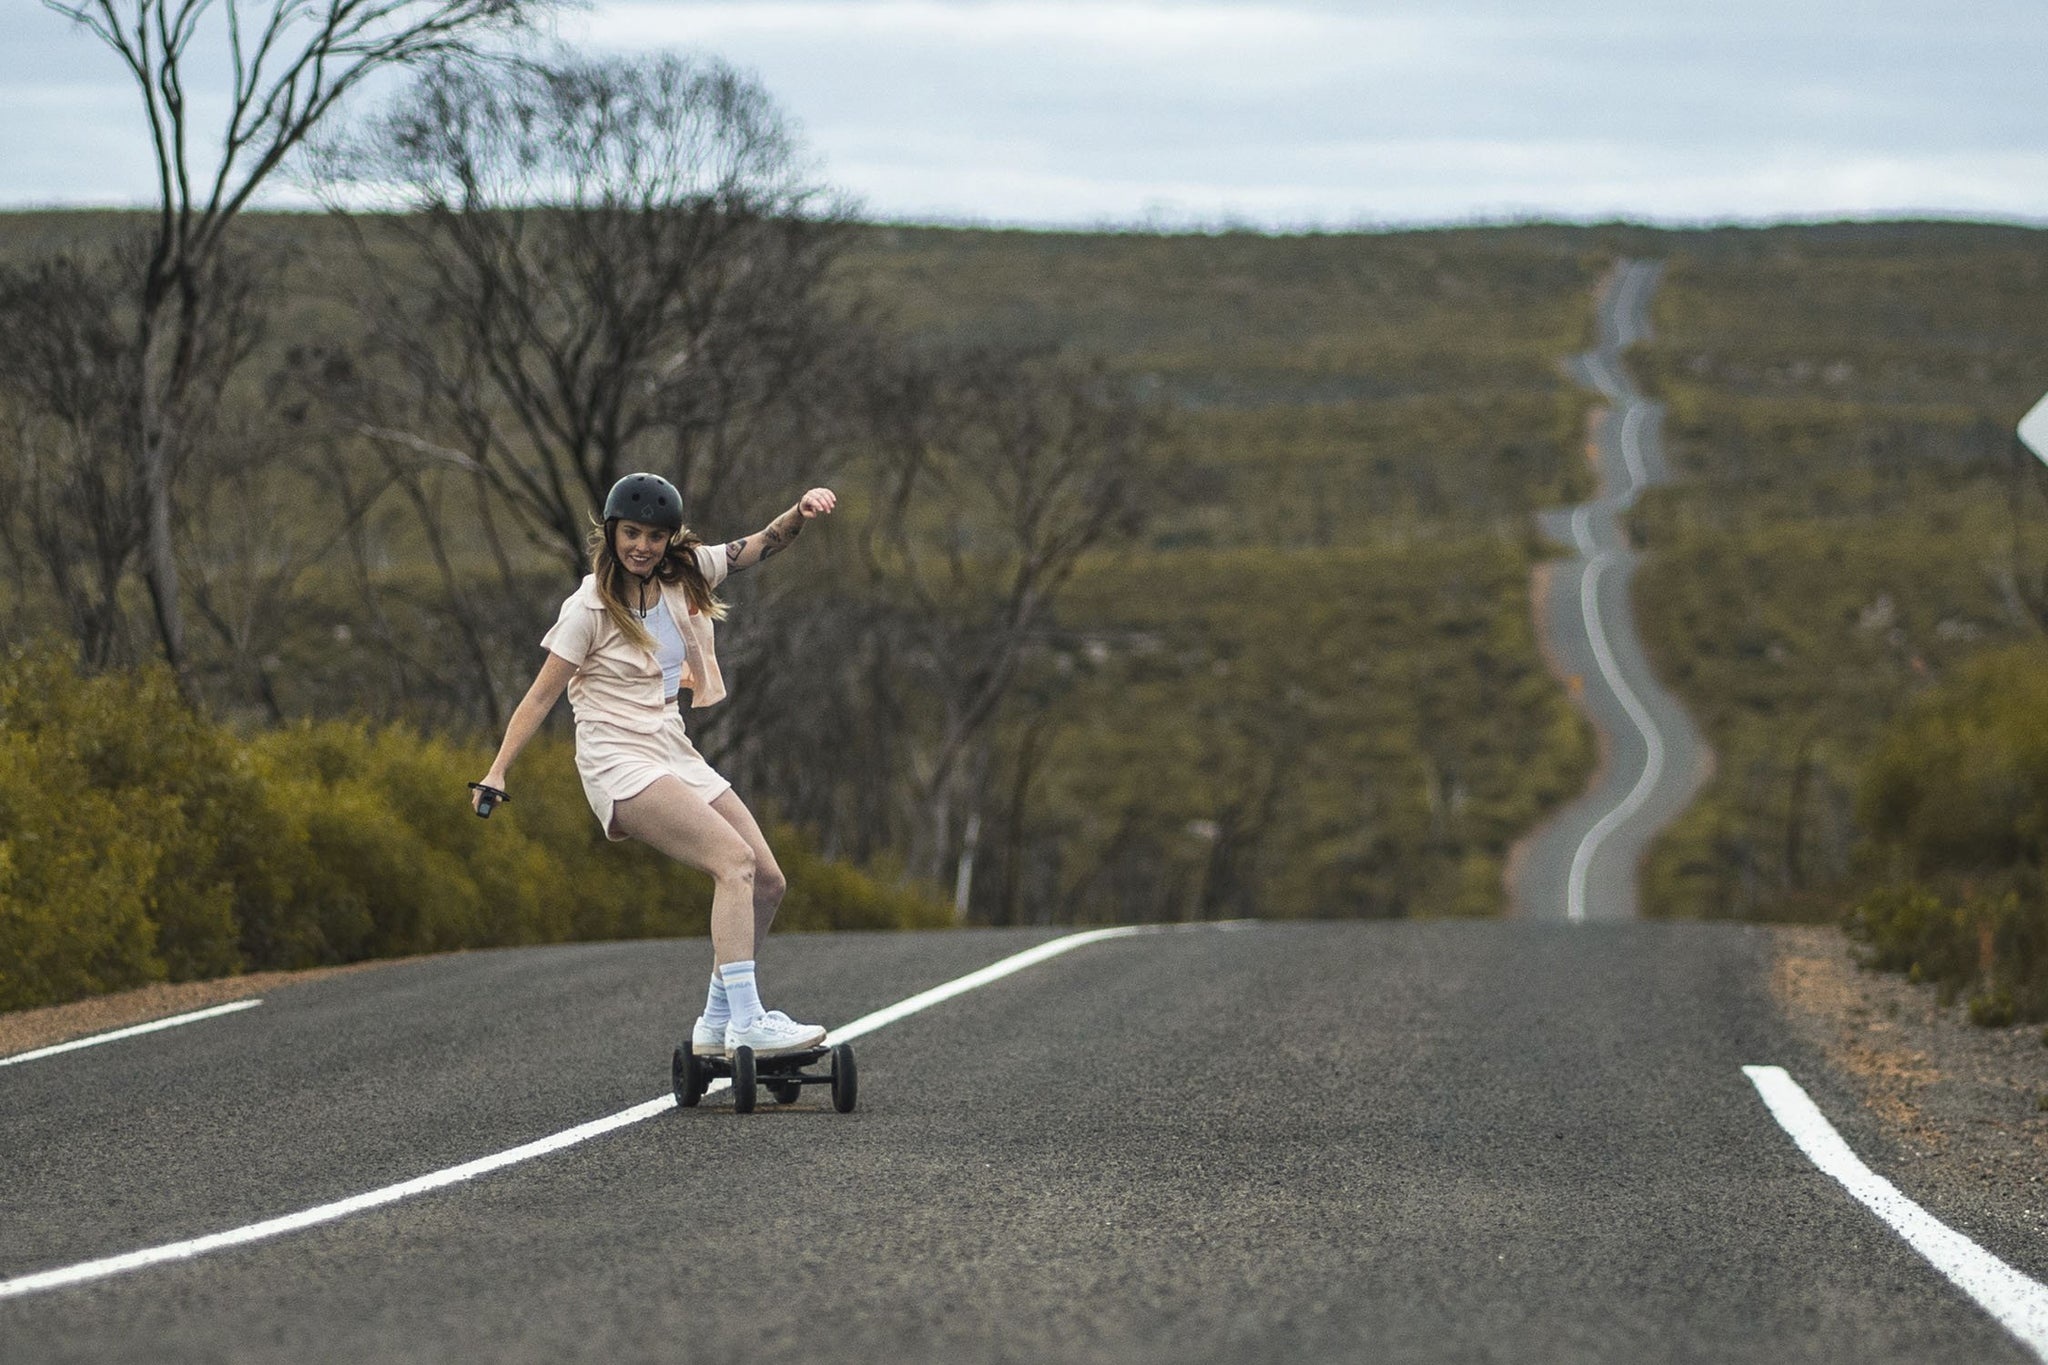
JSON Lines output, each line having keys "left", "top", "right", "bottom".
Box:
{"left": 0, "top": 927, "right": 1152, "bottom": 1302}
{"left": 0, "top": 1000, "right": 264, "bottom": 1069}
{"left": 1745, "top": 1065, "right": 2048, "bottom": 1362}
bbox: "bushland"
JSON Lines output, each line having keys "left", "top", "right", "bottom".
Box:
{"left": 1629, "top": 225, "right": 2048, "bottom": 924}
{"left": 0, "top": 647, "right": 945, "bottom": 1012}
{"left": 1845, "top": 646, "right": 2048, "bottom": 1024}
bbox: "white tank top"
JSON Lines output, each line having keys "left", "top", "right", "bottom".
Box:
{"left": 645, "top": 600, "right": 687, "bottom": 699}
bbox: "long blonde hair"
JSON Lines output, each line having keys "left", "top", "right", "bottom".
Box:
{"left": 588, "top": 517, "right": 727, "bottom": 651}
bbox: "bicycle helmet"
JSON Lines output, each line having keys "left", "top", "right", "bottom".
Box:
{"left": 602, "top": 472, "right": 684, "bottom": 531}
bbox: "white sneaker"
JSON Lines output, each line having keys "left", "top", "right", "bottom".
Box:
{"left": 692, "top": 1015, "right": 727, "bottom": 1057}
{"left": 724, "top": 1011, "right": 826, "bottom": 1056}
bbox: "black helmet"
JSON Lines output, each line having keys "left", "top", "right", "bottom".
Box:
{"left": 602, "top": 472, "right": 684, "bottom": 532}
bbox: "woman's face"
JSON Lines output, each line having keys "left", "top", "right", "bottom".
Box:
{"left": 614, "top": 519, "right": 672, "bottom": 576}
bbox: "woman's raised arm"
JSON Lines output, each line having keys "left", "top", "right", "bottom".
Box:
{"left": 722, "top": 487, "right": 836, "bottom": 574}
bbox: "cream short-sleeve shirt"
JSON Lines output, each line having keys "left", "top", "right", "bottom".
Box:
{"left": 541, "top": 544, "right": 729, "bottom": 731}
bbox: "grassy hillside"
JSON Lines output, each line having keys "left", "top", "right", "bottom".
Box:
{"left": 837, "top": 226, "right": 1606, "bottom": 919}
{"left": 1625, "top": 224, "right": 2048, "bottom": 919}
{"left": 847, "top": 226, "right": 1602, "bottom": 545}
{"left": 1032, "top": 541, "right": 1588, "bottom": 924}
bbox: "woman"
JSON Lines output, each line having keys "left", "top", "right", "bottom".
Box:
{"left": 473, "top": 472, "right": 836, "bottom": 1058}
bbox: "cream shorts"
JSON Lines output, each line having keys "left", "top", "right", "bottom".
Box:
{"left": 574, "top": 713, "right": 733, "bottom": 841}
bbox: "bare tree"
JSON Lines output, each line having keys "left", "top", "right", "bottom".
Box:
{"left": 43, "top": 0, "right": 560, "bottom": 681}
{"left": 858, "top": 348, "right": 1161, "bottom": 896}
{"left": 0, "top": 250, "right": 152, "bottom": 666}
{"left": 181, "top": 370, "right": 396, "bottom": 720}
{"left": 266, "top": 337, "right": 514, "bottom": 726}
{"left": 311, "top": 52, "right": 860, "bottom": 581}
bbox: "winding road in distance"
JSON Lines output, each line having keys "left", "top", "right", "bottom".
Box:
{"left": 1513, "top": 259, "right": 1713, "bottom": 921}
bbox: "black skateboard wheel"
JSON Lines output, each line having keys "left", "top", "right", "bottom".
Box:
{"left": 732, "top": 1045, "right": 757, "bottom": 1114}
{"left": 830, "top": 1042, "right": 857, "bottom": 1114}
{"left": 673, "top": 1046, "right": 707, "bottom": 1108}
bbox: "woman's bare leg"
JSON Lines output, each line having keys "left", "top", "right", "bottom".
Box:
{"left": 609, "top": 777, "right": 758, "bottom": 962}
{"left": 710, "top": 789, "right": 787, "bottom": 943}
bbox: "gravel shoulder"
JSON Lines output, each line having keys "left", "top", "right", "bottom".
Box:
{"left": 1770, "top": 924, "right": 2048, "bottom": 1204}
{"left": 0, "top": 959, "right": 405, "bottom": 1058}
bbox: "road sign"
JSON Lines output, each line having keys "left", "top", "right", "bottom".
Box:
{"left": 2022, "top": 391, "right": 2048, "bottom": 465}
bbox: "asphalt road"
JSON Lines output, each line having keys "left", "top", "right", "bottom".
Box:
{"left": 1515, "top": 260, "right": 1713, "bottom": 922}
{"left": 4, "top": 923, "right": 2044, "bottom": 1363}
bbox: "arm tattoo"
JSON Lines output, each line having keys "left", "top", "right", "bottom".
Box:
{"left": 727, "top": 512, "right": 805, "bottom": 572}
{"left": 759, "top": 512, "right": 804, "bottom": 562}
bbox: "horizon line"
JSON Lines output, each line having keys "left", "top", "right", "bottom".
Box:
{"left": 2, "top": 203, "right": 2046, "bottom": 238}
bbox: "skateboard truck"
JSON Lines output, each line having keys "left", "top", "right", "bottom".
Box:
{"left": 467, "top": 782, "right": 510, "bottom": 818}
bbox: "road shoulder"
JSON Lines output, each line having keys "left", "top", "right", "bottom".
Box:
{"left": 1770, "top": 924, "right": 2048, "bottom": 1185}
{"left": 0, "top": 959, "right": 405, "bottom": 1059}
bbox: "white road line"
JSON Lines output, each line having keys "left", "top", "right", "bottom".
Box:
{"left": 1744, "top": 1065, "right": 2048, "bottom": 1362}
{"left": 1569, "top": 504, "right": 1592, "bottom": 554}
{"left": 827, "top": 926, "right": 1147, "bottom": 1044}
{"left": 0, "top": 1096, "right": 679, "bottom": 1304}
{"left": 1564, "top": 550, "right": 1668, "bottom": 923}
{"left": 1605, "top": 264, "right": 1633, "bottom": 343}
{"left": 0, "top": 927, "right": 1155, "bottom": 1302}
{"left": 1619, "top": 403, "right": 1647, "bottom": 491}
{"left": 1561, "top": 265, "right": 1672, "bottom": 923}
{"left": 1621, "top": 266, "right": 1647, "bottom": 347}
{"left": 0, "top": 1000, "right": 264, "bottom": 1069}
{"left": 1586, "top": 353, "right": 1623, "bottom": 401}
{"left": 1610, "top": 260, "right": 1655, "bottom": 350}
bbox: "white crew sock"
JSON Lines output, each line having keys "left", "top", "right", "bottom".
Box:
{"left": 701, "top": 969, "right": 729, "bottom": 1028}
{"left": 721, "top": 959, "right": 763, "bottom": 1028}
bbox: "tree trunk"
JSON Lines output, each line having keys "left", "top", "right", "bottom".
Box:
{"left": 396, "top": 465, "right": 505, "bottom": 731}
{"left": 136, "top": 282, "right": 190, "bottom": 690}
{"left": 138, "top": 426, "right": 187, "bottom": 680}
{"left": 952, "top": 809, "right": 982, "bottom": 924}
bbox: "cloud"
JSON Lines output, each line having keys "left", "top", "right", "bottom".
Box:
{"left": 4, "top": 0, "right": 2045, "bottom": 222}
{"left": 562, "top": 0, "right": 2048, "bottom": 223}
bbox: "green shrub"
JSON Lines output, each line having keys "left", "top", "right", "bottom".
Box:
{"left": 0, "top": 646, "right": 949, "bottom": 1011}
{"left": 1845, "top": 884, "right": 2038, "bottom": 1014}
{"left": 0, "top": 731, "right": 164, "bottom": 1009}
{"left": 1845, "top": 884, "right": 1978, "bottom": 986}
{"left": 771, "top": 835, "right": 951, "bottom": 932}
{"left": 0, "top": 650, "right": 266, "bottom": 1001}
{"left": 1860, "top": 647, "right": 2048, "bottom": 874}
{"left": 1969, "top": 990, "right": 2016, "bottom": 1028}
{"left": 1843, "top": 648, "right": 2048, "bottom": 1021}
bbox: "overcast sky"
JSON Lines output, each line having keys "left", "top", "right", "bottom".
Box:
{"left": 2, "top": 0, "right": 2044, "bottom": 227}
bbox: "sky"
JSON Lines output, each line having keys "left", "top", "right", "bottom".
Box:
{"left": 1, "top": 0, "right": 2044, "bottom": 229}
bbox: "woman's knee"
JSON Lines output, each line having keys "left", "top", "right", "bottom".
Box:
{"left": 710, "top": 840, "right": 759, "bottom": 889}
{"left": 755, "top": 861, "right": 787, "bottom": 906}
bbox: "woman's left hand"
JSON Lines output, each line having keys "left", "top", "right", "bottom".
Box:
{"left": 798, "top": 488, "right": 837, "bottom": 519}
